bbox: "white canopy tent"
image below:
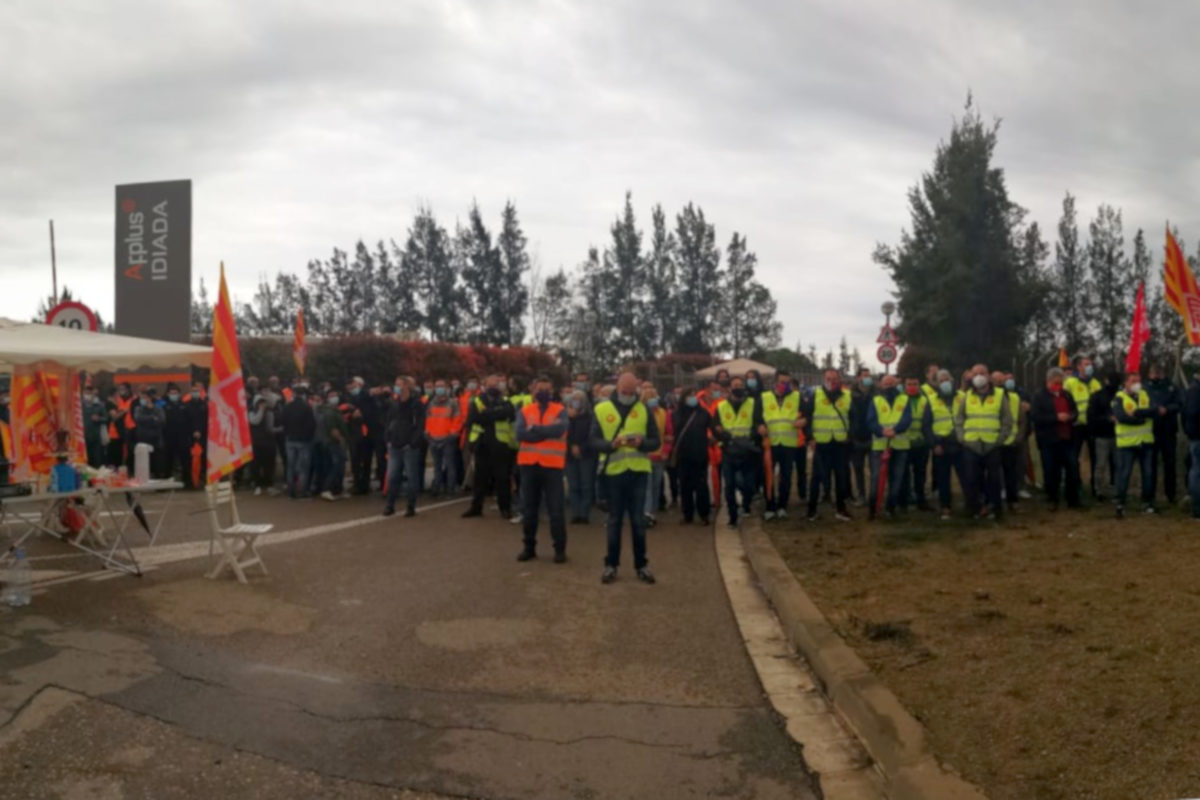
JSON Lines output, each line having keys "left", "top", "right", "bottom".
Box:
{"left": 694, "top": 358, "right": 777, "bottom": 382}
{"left": 0, "top": 318, "right": 211, "bottom": 372}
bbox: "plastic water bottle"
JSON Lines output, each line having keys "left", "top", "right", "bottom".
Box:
{"left": 2, "top": 548, "right": 32, "bottom": 607}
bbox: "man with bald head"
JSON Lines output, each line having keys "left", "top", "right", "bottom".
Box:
{"left": 591, "top": 372, "right": 661, "bottom": 584}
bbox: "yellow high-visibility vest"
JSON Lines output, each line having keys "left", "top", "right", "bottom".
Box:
{"left": 872, "top": 394, "right": 910, "bottom": 451}
{"left": 811, "top": 388, "right": 850, "bottom": 444}
{"left": 716, "top": 398, "right": 756, "bottom": 439}
{"left": 1114, "top": 390, "right": 1153, "bottom": 448}
{"left": 594, "top": 400, "right": 651, "bottom": 475}
{"left": 761, "top": 391, "right": 800, "bottom": 447}
{"left": 963, "top": 388, "right": 1004, "bottom": 444}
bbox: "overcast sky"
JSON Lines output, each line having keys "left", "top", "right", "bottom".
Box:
{"left": 2, "top": 0, "right": 1197, "bottom": 367}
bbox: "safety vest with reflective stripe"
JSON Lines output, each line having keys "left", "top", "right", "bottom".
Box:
{"left": 469, "top": 396, "right": 515, "bottom": 447}
{"left": 109, "top": 396, "right": 133, "bottom": 440}
{"left": 872, "top": 394, "right": 910, "bottom": 451}
{"left": 1003, "top": 391, "right": 1021, "bottom": 446}
{"left": 424, "top": 401, "right": 458, "bottom": 440}
{"left": 905, "top": 394, "right": 928, "bottom": 447}
{"left": 963, "top": 388, "right": 1004, "bottom": 444}
{"left": 812, "top": 388, "right": 850, "bottom": 443}
{"left": 761, "top": 391, "right": 801, "bottom": 447}
{"left": 716, "top": 398, "right": 756, "bottom": 439}
{"left": 928, "top": 393, "right": 954, "bottom": 438}
{"left": 594, "top": 400, "right": 651, "bottom": 475}
{"left": 516, "top": 402, "right": 567, "bottom": 468}
{"left": 1064, "top": 375, "right": 1101, "bottom": 426}
{"left": 1114, "top": 390, "right": 1153, "bottom": 448}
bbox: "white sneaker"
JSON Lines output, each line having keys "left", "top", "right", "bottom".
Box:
{"left": 253, "top": 487, "right": 262, "bottom": 496}
{"left": 510, "top": 514, "right": 523, "bottom": 524}
{"left": 777, "top": 509, "right": 789, "bottom": 520}
{"left": 320, "top": 491, "right": 335, "bottom": 502}
{"left": 763, "top": 510, "right": 777, "bottom": 521}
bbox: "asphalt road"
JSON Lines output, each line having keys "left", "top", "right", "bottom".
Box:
{"left": 1, "top": 492, "right": 817, "bottom": 799}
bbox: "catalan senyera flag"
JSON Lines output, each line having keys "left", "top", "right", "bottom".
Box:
{"left": 293, "top": 308, "right": 307, "bottom": 377}
{"left": 9, "top": 366, "right": 86, "bottom": 477}
{"left": 206, "top": 262, "right": 253, "bottom": 484}
{"left": 1057, "top": 347, "right": 1069, "bottom": 368}
{"left": 1163, "top": 226, "right": 1200, "bottom": 345}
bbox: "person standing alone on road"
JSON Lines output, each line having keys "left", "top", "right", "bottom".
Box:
{"left": 592, "top": 372, "right": 660, "bottom": 585}
{"left": 515, "top": 376, "right": 569, "bottom": 563}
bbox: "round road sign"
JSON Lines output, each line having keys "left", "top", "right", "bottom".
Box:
{"left": 46, "top": 300, "right": 98, "bottom": 332}
{"left": 876, "top": 343, "right": 897, "bottom": 365}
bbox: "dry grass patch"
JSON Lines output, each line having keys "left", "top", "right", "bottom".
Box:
{"left": 770, "top": 504, "right": 1200, "bottom": 800}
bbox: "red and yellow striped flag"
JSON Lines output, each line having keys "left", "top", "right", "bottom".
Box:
{"left": 293, "top": 308, "right": 307, "bottom": 377}
{"left": 1057, "top": 347, "right": 1069, "bottom": 368}
{"left": 205, "top": 262, "right": 253, "bottom": 483}
{"left": 1163, "top": 226, "right": 1200, "bottom": 345}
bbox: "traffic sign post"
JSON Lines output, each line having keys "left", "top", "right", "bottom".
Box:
{"left": 45, "top": 300, "right": 98, "bottom": 332}
{"left": 877, "top": 344, "right": 897, "bottom": 366}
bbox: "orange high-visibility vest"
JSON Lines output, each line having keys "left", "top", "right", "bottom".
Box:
{"left": 0, "top": 419, "right": 12, "bottom": 463}
{"left": 649, "top": 407, "right": 667, "bottom": 460}
{"left": 109, "top": 396, "right": 133, "bottom": 440}
{"left": 425, "top": 401, "right": 457, "bottom": 439}
{"left": 516, "top": 402, "right": 567, "bottom": 469}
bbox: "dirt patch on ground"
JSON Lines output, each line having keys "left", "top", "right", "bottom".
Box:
{"left": 138, "top": 578, "right": 316, "bottom": 636}
{"left": 769, "top": 504, "right": 1200, "bottom": 800}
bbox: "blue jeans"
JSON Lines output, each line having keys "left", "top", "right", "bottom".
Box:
{"left": 722, "top": 457, "right": 756, "bottom": 522}
{"left": 324, "top": 445, "right": 347, "bottom": 495}
{"left": 1115, "top": 444, "right": 1155, "bottom": 507}
{"left": 868, "top": 449, "right": 909, "bottom": 513}
{"left": 767, "top": 445, "right": 802, "bottom": 511}
{"left": 1188, "top": 441, "right": 1200, "bottom": 517}
{"left": 385, "top": 444, "right": 421, "bottom": 511}
{"left": 566, "top": 453, "right": 596, "bottom": 521}
{"left": 285, "top": 440, "right": 313, "bottom": 498}
{"left": 605, "top": 470, "right": 648, "bottom": 569}
{"left": 430, "top": 441, "right": 458, "bottom": 493}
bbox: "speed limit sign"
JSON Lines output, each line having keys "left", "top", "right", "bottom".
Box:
{"left": 46, "top": 301, "right": 98, "bottom": 332}
{"left": 876, "top": 343, "right": 897, "bottom": 365}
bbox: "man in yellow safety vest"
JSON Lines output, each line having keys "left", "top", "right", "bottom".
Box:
{"left": 461, "top": 374, "right": 518, "bottom": 521}
{"left": 1064, "top": 355, "right": 1102, "bottom": 497}
{"left": 922, "top": 369, "right": 959, "bottom": 520}
{"left": 954, "top": 364, "right": 1013, "bottom": 521}
{"left": 802, "top": 367, "right": 854, "bottom": 521}
{"left": 867, "top": 373, "right": 913, "bottom": 519}
{"left": 711, "top": 375, "right": 765, "bottom": 528}
{"left": 1112, "top": 371, "right": 1156, "bottom": 518}
{"left": 762, "top": 369, "right": 806, "bottom": 521}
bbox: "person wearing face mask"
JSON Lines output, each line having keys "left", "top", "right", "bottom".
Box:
{"left": 898, "top": 376, "right": 930, "bottom": 512}
{"left": 315, "top": 389, "right": 349, "bottom": 501}
{"left": 991, "top": 370, "right": 1023, "bottom": 513}
{"left": 1145, "top": 363, "right": 1182, "bottom": 506}
{"left": 185, "top": 382, "right": 209, "bottom": 487}
{"left": 160, "top": 383, "right": 192, "bottom": 487}
{"left": 514, "top": 376, "right": 569, "bottom": 562}
{"left": 954, "top": 364, "right": 1012, "bottom": 520}
{"left": 280, "top": 387, "right": 317, "bottom": 499}
{"left": 424, "top": 379, "right": 461, "bottom": 497}
{"left": 382, "top": 377, "right": 426, "bottom": 517}
{"left": 248, "top": 395, "right": 277, "bottom": 496}
{"left": 711, "top": 376, "right": 765, "bottom": 527}
{"left": 922, "top": 370, "right": 959, "bottom": 519}
{"left": 865, "top": 374, "right": 912, "bottom": 519}
{"left": 762, "top": 369, "right": 805, "bottom": 521}
{"left": 1031, "top": 367, "right": 1080, "bottom": 510}
{"left": 591, "top": 372, "right": 660, "bottom": 584}
{"left": 1086, "top": 373, "right": 1119, "bottom": 500}
{"left": 1112, "top": 371, "right": 1157, "bottom": 518}
{"left": 565, "top": 389, "right": 596, "bottom": 524}
{"left": 672, "top": 386, "right": 713, "bottom": 525}
{"left": 848, "top": 368, "right": 875, "bottom": 506}
{"left": 802, "top": 368, "right": 853, "bottom": 521}
{"left": 641, "top": 384, "right": 673, "bottom": 528}
{"left": 107, "top": 382, "right": 136, "bottom": 469}
{"left": 1064, "top": 356, "right": 1102, "bottom": 497}
{"left": 132, "top": 387, "right": 166, "bottom": 479}
{"left": 462, "top": 375, "right": 518, "bottom": 520}
{"left": 456, "top": 376, "right": 482, "bottom": 491}
{"left": 81, "top": 385, "right": 107, "bottom": 469}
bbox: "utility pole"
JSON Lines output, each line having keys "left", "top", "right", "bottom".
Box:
{"left": 49, "top": 219, "right": 58, "bottom": 302}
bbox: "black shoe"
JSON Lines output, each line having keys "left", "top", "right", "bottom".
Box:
{"left": 1116, "top": 505, "right": 1125, "bottom": 519}
{"left": 516, "top": 550, "right": 536, "bottom": 562}
{"left": 601, "top": 566, "right": 617, "bottom": 584}
{"left": 461, "top": 508, "right": 482, "bottom": 518}
{"left": 404, "top": 506, "right": 416, "bottom": 518}
{"left": 382, "top": 506, "right": 395, "bottom": 517}
{"left": 553, "top": 551, "right": 567, "bottom": 564}
{"left": 636, "top": 567, "right": 656, "bottom": 585}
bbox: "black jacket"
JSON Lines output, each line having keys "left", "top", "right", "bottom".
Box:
{"left": 385, "top": 395, "right": 426, "bottom": 449}
{"left": 1087, "top": 386, "right": 1117, "bottom": 439}
{"left": 162, "top": 398, "right": 191, "bottom": 446}
{"left": 1184, "top": 379, "right": 1200, "bottom": 440}
{"left": 280, "top": 398, "right": 317, "bottom": 442}
{"left": 1146, "top": 378, "right": 1181, "bottom": 436}
{"left": 1030, "top": 388, "right": 1078, "bottom": 446}
{"left": 672, "top": 404, "right": 712, "bottom": 463}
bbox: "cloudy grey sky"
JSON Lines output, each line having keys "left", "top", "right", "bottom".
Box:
{"left": 2, "top": 0, "right": 1196, "bottom": 365}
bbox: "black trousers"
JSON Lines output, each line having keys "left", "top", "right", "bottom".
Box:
{"left": 352, "top": 437, "right": 381, "bottom": 493}
{"left": 1041, "top": 439, "right": 1080, "bottom": 507}
{"left": 849, "top": 440, "right": 869, "bottom": 501}
{"left": 251, "top": 438, "right": 277, "bottom": 489}
{"left": 999, "top": 444, "right": 1020, "bottom": 506}
{"left": 520, "top": 464, "right": 566, "bottom": 554}
{"left": 1154, "top": 432, "right": 1178, "bottom": 503}
{"left": 470, "top": 441, "right": 514, "bottom": 515}
{"left": 677, "top": 457, "right": 711, "bottom": 522}
{"left": 809, "top": 442, "right": 850, "bottom": 515}
{"left": 163, "top": 439, "right": 190, "bottom": 487}
{"left": 962, "top": 447, "right": 1003, "bottom": 516}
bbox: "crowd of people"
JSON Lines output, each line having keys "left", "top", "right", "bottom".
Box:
{"left": 3, "top": 354, "right": 1199, "bottom": 583}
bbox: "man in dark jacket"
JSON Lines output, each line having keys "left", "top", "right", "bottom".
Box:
{"left": 1032, "top": 367, "right": 1081, "bottom": 510}
{"left": 1182, "top": 368, "right": 1200, "bottom": 518}
{"left": 848, "top": 368, "right": 874, "bottom": 505}
{"left": 673, "top": 387, "right": 713, "bottom": 525}
{"left": 279, "top": 386, "right": 316, "bottom": 498}
{"left": 1146, "top": 363, "right": 1182, "bottom": 505}
{"left": 383, "top": 377, "right": 425, "bottom": 517}
{"left": 161, "top": 383, "right": 192, "bottom": 487}
{"left": 348, "top": 377, "right": 386, "bottom": 494}
{"left": 462, "top": 374, "right": 517, "bottom": 519}
{"left": 132, "top": 387, "right": 166, "bottom": 478}
{"left": 565, "top": 389, "right": 595, "bottom": 524}
{"left": 1086, "top": 374, "right": 1118, "bottom": 499}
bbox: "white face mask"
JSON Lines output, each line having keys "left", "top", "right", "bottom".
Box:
{"left": 1129, "top": 382, "right": 1142, "bottom": 395}
{"left": 971, "top": 374, "right": 989, "bottom": 389}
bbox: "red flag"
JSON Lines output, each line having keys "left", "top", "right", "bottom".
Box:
{"left": 293, "top": 308, "right": 307, "bottom": 377}
{"left": 206, "top": 262, "right": 253, "bottom": 483}
{"left": 1125, "top": 281, "right": 1151, "bottom": 374}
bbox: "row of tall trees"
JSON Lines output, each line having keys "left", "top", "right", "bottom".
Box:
{"left": 876, "top": 96, "right": 1193, "bottom": 376}
{"left": 530, "top": 193, "right": 782, "bottom": 370}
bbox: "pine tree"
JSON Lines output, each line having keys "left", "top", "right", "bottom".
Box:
{"left": 457, "top": 204, "right": 499, "bottom": 343}
{"left": 604, "top": 192, "right": 646, "bottom": 359}
{"left": 402, "top": 208, "right": 462, "bottom": 342}
{"left": 530, "top": 267, "right": 573, "bottom": 348}
{"left": 1087, "top": 205, "right": 1130, "bottom": 371}
{"left": 495, "top": 201, "right": 530, "bottom": 345}
{"left": 387, "top": 235, "right": 422, "bottom": 336}
{"left": 718, "top": 232, "right": 781, "bottom": 357}
{"left": 644, "top": 204, "right": 678, "bottom": 357}
{"left": 837, "top": 337, "right": 851, "bottom": 374}
{"left": 1052, "top": 192, "right": 1092, "bottom": 355}
{"left": 673, "top": 203, "right": 722, "bottom": 353}
{"left": 1019, "top": 222, "right": 1054, "bottom": 361}
{"left": 372, "top": 240, "right": 399, "bottom": 333}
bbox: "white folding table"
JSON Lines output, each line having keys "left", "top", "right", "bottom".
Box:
{"left": 0, "top": 480, "right": 183, "bottom": 577}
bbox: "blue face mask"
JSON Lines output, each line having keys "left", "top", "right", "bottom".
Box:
{"left": 646, "top": 397, "right": 659, "bottom": 409}
{"left": 1004, "top": 379, "right": 1015, "bottom": 391}
{"left": 167, "top": 393, "right": 180, "bottom": 402}
{"left": 685, "top": 396, "right": 699, "bottom": 408}
{"left": 746, "top": 379, "right": 758, "bottom": 390}
{"left": 1083, "top": 365, "right": 1094, "bottom": 378}
{"left": 350, "top": 387, "right": 361, "bottom": 396}
{"left": 435, "top": 386, "right": 447, "bottom": 396}
{"left": 710, "top": 390, "right": 722, "bottom": 400}
{"left": 393, "top": 385, "right": 404, "bottom": 395}
{"left": 862, "top": 378, "right": 874, "bottom": 389}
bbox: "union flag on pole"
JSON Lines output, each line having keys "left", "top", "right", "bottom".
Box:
{"left": 206, "top": 262, "right": 253, "bottom": 483}
{"left": 293, "top": 308, "right": 307, "bottom": 377}
{"left": 1162, "top": 226, "right": 1200, "bottom": 345}
{"left": 1125, "top": 282, "right": 1150, "bottom": 375}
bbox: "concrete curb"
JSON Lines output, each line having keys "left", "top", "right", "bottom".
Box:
{"left": 740, "top": 518, "right": 989, "bottom": 800}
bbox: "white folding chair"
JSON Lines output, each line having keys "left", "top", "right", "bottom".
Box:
{"left": 205, "top": 481, "right": 273, "bottom": 584}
